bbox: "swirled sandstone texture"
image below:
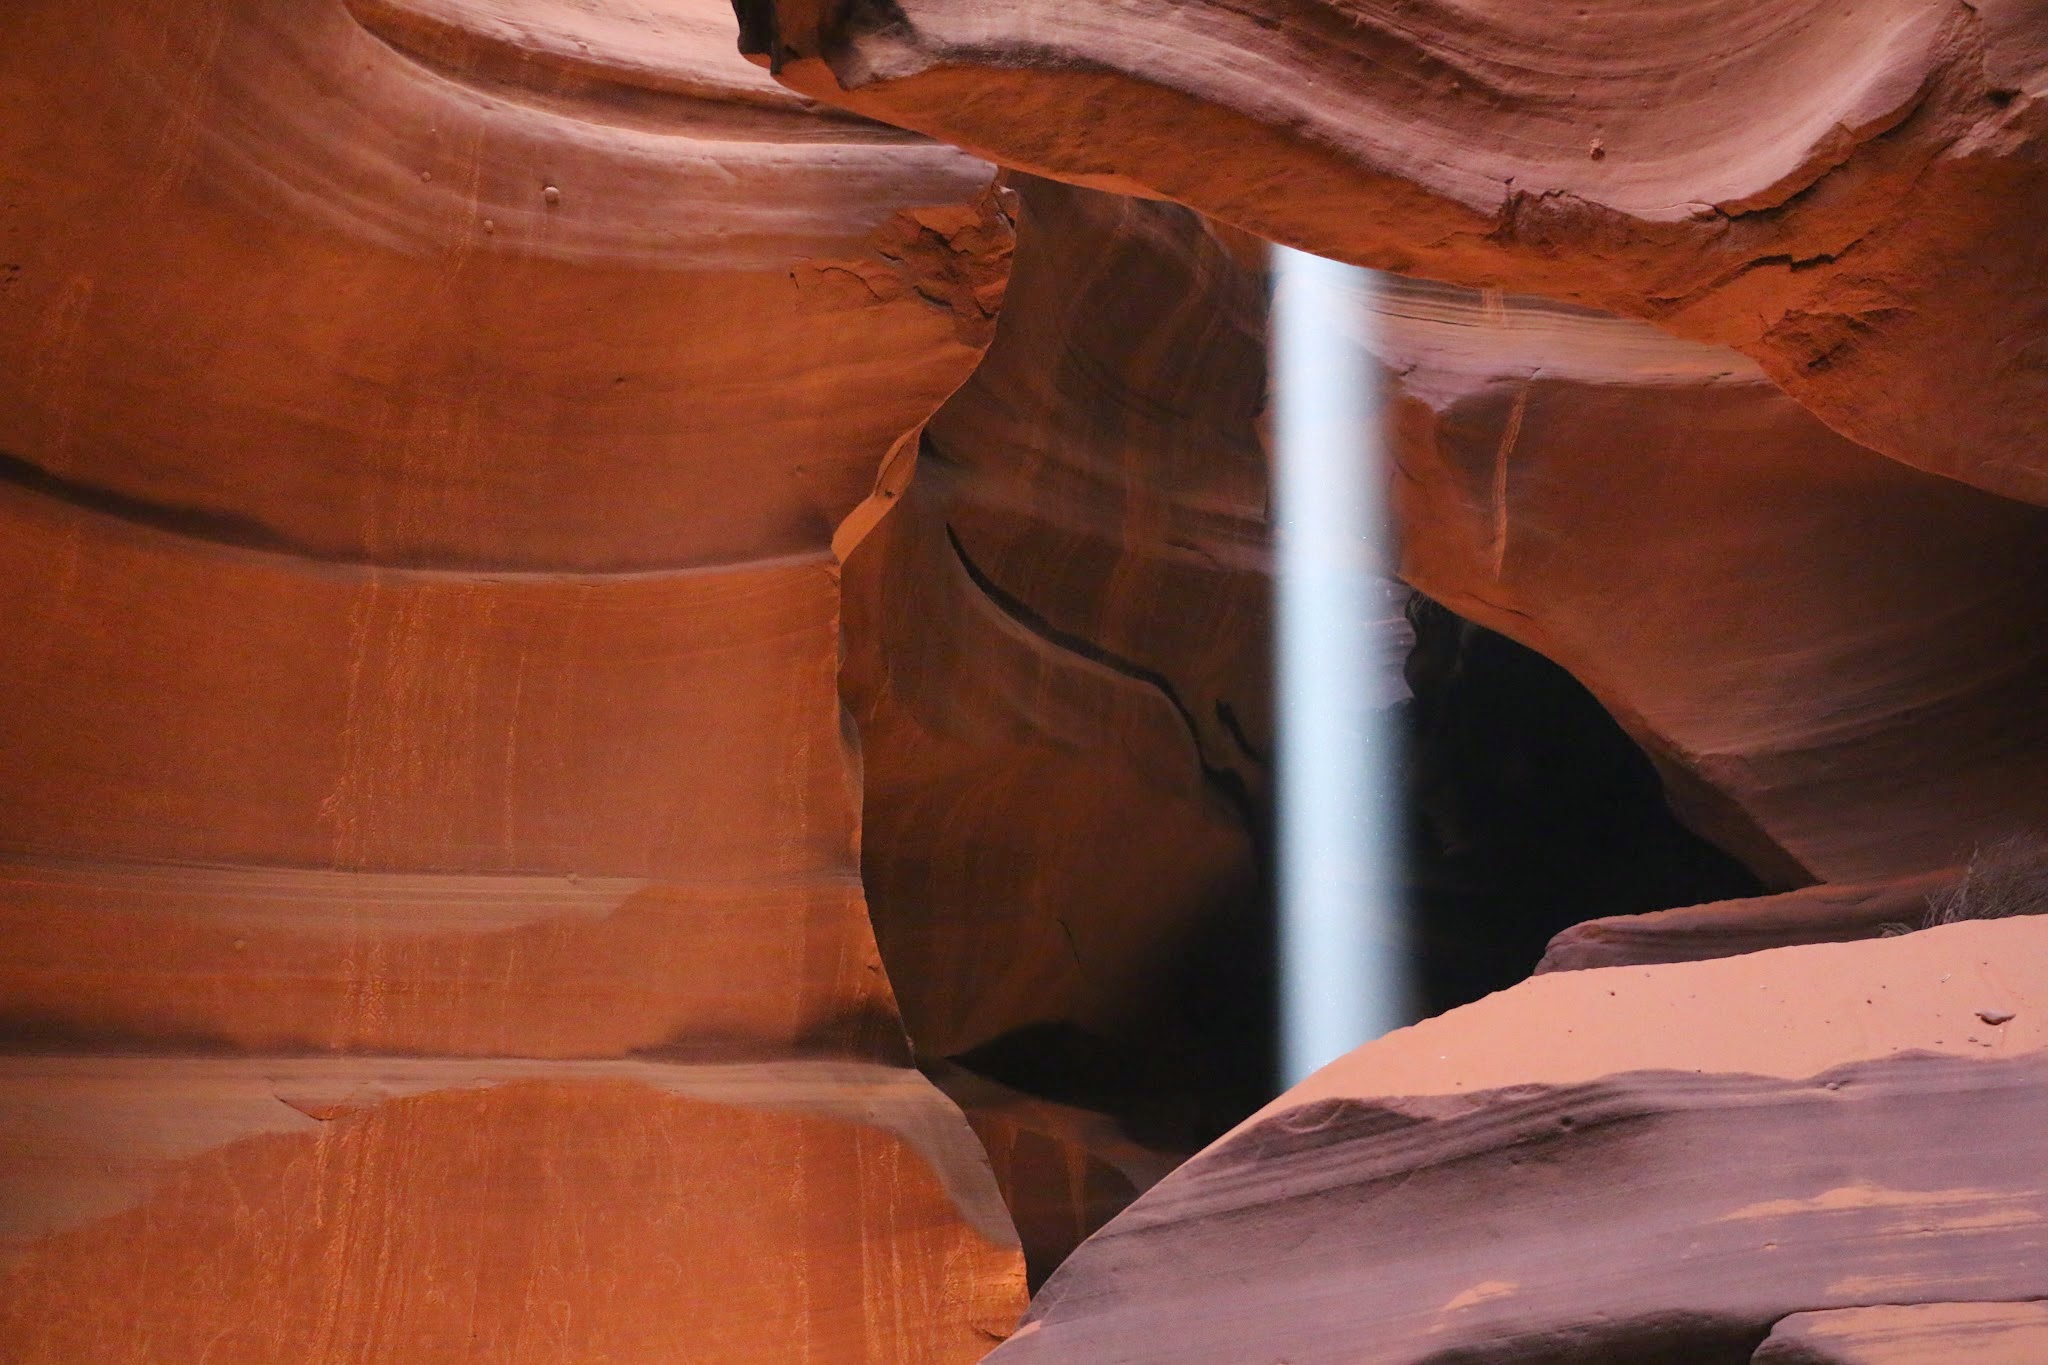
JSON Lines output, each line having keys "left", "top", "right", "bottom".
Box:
{"left": 843, "top": 176, "right": 1281, "bottom": 1144}
{"left": 1373, "top": 279, "right": 2048, "bottom": 886}
{"left": 988, "top": 918, "right": 2048, "bottom": 1363}
{"left": 727, "top": 4, "right": 2048, "bottom": 1345}
{"left": 0, "top": 0, "right": 1023, "bottom": 1356}
{"left": 741, "top": 0, "right": 2048, "bottom": 509}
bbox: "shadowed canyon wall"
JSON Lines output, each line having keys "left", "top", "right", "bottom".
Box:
{"left": 844, "top": 177, "right": 1275, "bottom": 1146}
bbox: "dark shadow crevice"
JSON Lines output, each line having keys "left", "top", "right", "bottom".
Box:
{"left": 1399, "top": 593, "right": 1766, "bottom": 1013}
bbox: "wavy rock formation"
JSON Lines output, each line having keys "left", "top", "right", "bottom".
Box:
{"left": 1375, "top": 280, "right": 2048, "bottom": 885}
{"left": 858, "top": 178, "right": 2048, "bottom": 1094}
{"left": 12, "top": 0, "right": 2048, "bottom": 1354}
{"left": 844, "top": 176, "right": 1278, "bottom": 1148}
{"left": 990, "top": 918, "right": 2048, "bottom": 1363}
{"left": 740, "top": 0, "right": 2048, "bottom": 509}
{"left": 0, "top": 0, "right": 1023, "bottom": 1355}
{"left": 851, "top": 182, "right": 2048, "bottom": 1288}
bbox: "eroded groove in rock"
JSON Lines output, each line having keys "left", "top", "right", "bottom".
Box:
{"left": 941, "top": 519, "right": 1259, "bottom": 835}
{"left": 841, "top": 178, "right": 1277, "bottom": 1267}
{"left": 1538, "top": 872, "right": 1961, "bottom": 974}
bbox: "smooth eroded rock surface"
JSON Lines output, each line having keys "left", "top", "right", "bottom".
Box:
{"left": 1754, "top": 1301, "right": 2048, "bottom": 1364}
{"left": 1376, "top": 278, "right": 2048, "bottom": 886}
{"left": 743, "top": 0, "right": 2048, "bottom": 510}
{"left": 11, "top": 0, "right": 2048, "bottom": 1351}
{"left": 1, "top": 0, "right": 1002, "bottom": 571}
{"left": 1538, "top": 873, "right": 1958, "bottom": 974}
{"left": 0, "top": 0, "right": 1027, "bottom": 1353}
{"left": 0, "top": 1059, "right": 1022, "bottom": 1362}
{"left": 990, "top": 919, "right": 2048, "bottom": 1363}
{"left": 845, "top": 176, "right": 1278, "bottom": 1139}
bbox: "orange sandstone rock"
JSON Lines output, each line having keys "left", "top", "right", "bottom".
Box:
{"left": 0, "top": 0, "right": 1026, "bottom": 1353}
{"left": 742, "top": 0, "right": 2048, "bottom": 510}
{"left": 0, "top": 1060, "right": 1022, "bottom": 1362}
{"left": 845, "top": 178, "right": 1276, "bottom": 1133}
{"left": 1374, "top": 281, "right": 2048, "bottom": 884}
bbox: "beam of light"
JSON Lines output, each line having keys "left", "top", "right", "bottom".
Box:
{"left": 1271, "top": 245, "right": 1411, "bottom": 1086}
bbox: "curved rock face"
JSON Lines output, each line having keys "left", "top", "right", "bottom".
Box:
{"left": 0, "top": 0, "right": 1025, "bottom": 1354}
{"left": 1399, "top": 593, "right": 1765, "bottom": 1006}
{"left": 5, "top": 0, "right": 1002, "bottom": 571}
{"left": 847, "top": 174, "right": 2048, "bottom": 1297}
{"left": 844, "top": 176, "right": 1278, "bottom": 1141}
{"left": 990, "top": 919, "right": 2048, "bottom": 1363}
{"left": 1375, "top": 280, "right": 2048, "bottom": 884}
{"left": 739, "top": 0, "right": 2048, "bottom": 509}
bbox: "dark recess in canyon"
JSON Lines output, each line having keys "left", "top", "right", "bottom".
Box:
{"left": 1401, "top": 594, "right": 1767, "bottom": 1013}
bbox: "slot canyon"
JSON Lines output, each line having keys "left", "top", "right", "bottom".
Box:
{"left": 2, "top": 0, "right": 2046, "bottom": 1360}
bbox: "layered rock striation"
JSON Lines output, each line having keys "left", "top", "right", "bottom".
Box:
{"left": 9, "top": 0, "right": 2048, "bottom": 1356}
{"left": 739, "top": 0, "right": 2048, "bottom": 510}
{"left": 0, "top": 0, "right": 1024, "bottom": 1356}
{"left": 991, "top": 920, "right": 2048, "bottom": 1362}
{"left": 1373, "top": 280, "right": 2048, "bottom": 886}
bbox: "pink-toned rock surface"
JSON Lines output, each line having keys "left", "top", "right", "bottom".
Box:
{"left": 10, "top": 0, "right": 2048, "bottom": 1352}
{"left": 1539, "top": 872, "right": 1958, "bottom": 974}
{"left": 990, "top": 918, "right": 2048, "bottom": 1363}
{"left": 742, "top": 0, "right": 2048, "bottom": 510}
{"left": 0, "top": 1059, "right": 1020, "bottom": 1362}
{"left": 1754, "top": 1301, "right": 2048, "bottom": 1363}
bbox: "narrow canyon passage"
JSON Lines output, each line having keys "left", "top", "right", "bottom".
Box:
{"left": 5, "top": 0, "right": 2048, "bottom": 1359}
